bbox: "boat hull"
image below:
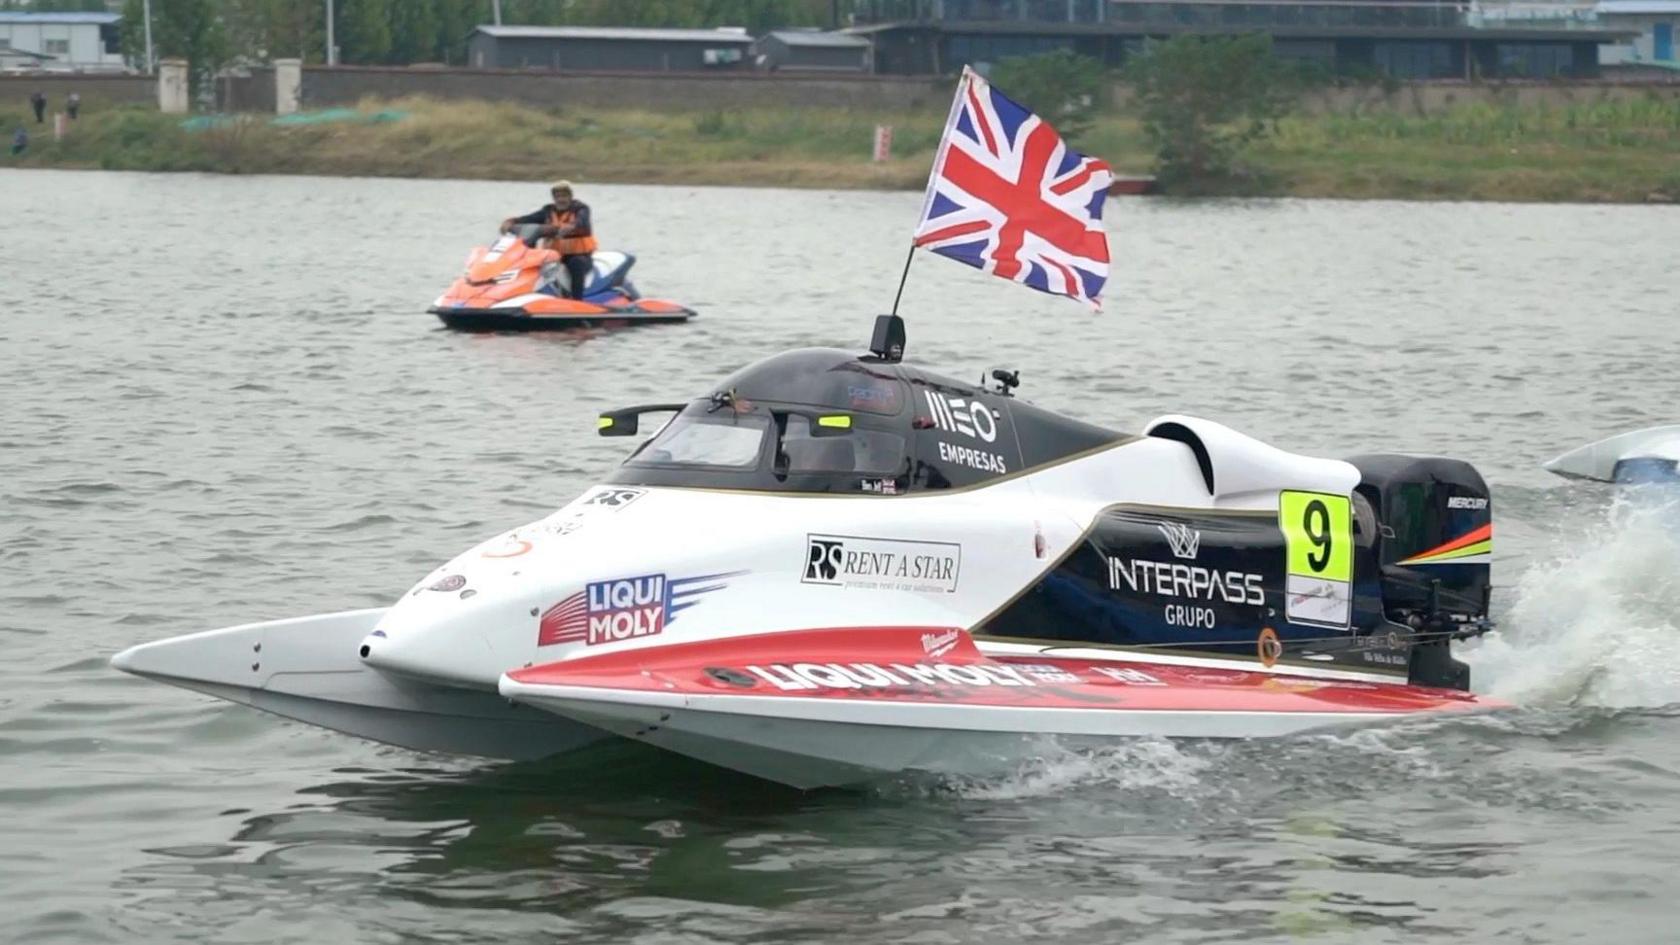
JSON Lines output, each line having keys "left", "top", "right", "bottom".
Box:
{"left": 500, "top": 627, "right": 1499, "bottom": 788}
{"left": 431, "top": 302, "right": 694, "bottom": 332}
{"left": 111, "top": 608, "right": 607, "bottom": 760}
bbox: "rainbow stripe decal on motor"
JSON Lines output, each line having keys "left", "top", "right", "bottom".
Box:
{"left": 1396, "top": 523, "right": 1492, "bottom": 566}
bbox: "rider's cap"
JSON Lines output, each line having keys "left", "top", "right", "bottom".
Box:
{"left": 550, "top": 179, "right": 573, "bottom": 193}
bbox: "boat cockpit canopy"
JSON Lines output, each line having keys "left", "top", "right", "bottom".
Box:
{"left": 604, "top": 347, "right": 1121, "bottom": 495}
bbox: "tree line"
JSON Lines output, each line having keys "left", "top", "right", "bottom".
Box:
{"left": 112, "top": 0, "right": 839, "bottom": 73}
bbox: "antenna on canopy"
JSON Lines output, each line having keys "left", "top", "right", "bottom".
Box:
{"left": 869, "top": 314, "right": 905, "bottom": 363}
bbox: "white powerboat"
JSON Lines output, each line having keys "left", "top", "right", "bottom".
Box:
{"left": 1544, "top": 425, "right": 1680, "bottom": 483}
{"left": 113, "top": 317, "right": 1502, "bottom": 788}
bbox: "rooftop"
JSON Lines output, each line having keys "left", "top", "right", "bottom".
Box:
{"left": 0, "top": 12, "right": 121, "bottom": 24}
{"left": 764, "top": 29, "right": 873, "bottom": 48}
{"left": 1595, "top": 0, "right": 1680, "bottom": 12}
{"left": 472, "top": 25, "right": 755, "bottom": 44}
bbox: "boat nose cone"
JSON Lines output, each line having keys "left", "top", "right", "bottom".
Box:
{"left": 108, "top": 620, "right": 268, "bottom": 686}
{"left": 110, "top": 646, "right": 138, "bottom": 674}
{"left": 358, "top": 588, "right": 533, "bottom": 690}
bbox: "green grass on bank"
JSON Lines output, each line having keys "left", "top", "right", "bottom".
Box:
{"left": 1259, "top": 97, "right": 1680, "bottom": 201}
{"left": 4, "top": 93, "right": 1678, "bottom": 202}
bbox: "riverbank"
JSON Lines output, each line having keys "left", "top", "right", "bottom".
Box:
{"left": 4, "top": 95, "right": 1677, "bottom": 202}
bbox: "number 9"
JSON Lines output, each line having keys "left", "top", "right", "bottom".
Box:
{"left": 1304, "top": 499, "right": 1331, "bottom": 571}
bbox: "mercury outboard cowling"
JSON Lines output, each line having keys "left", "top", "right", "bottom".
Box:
{"left": 1347, "top": 454, "right": 1493, "bottom": 690}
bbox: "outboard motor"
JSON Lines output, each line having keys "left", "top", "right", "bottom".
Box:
{"left": 1347, "top": 454, "right": 1493, "bottom": 691}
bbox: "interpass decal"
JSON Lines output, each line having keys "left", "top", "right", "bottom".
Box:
{"left": 803, "top": 534, "right": 961, "bottom": 594}
{"left": 1106, "top": 557, "right": 1266, "bottom": 606}
{"left": 538, "top": 569, "right": 743, "bottom": 647}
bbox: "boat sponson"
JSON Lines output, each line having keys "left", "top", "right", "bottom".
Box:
{"left": 499, "top": 627, "right": 1499, "bottom": 785}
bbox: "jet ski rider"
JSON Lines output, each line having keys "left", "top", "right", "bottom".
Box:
{"left": 499, "top": 180, "right": 597, "bottom": 300}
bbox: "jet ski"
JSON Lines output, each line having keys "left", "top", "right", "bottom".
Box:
{"left": 1544, "top": 425, "right": 1680, "bottom": 483}
{"left": 113, "top": 316, "right": 1501, "bottom": 789}
{"left": 429, "top": 225, "right": 695, "bottom": 331}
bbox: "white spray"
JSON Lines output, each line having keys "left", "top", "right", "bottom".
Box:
{"left": 1467, "top": 487, "right": 1680, "bottom": 709}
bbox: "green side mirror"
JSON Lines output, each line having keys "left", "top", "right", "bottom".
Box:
{"left": 598, "top": 410, "right": 639, "bottom": 437}
{"left": 597, "top": 403, "right": 686, "bottom": 438}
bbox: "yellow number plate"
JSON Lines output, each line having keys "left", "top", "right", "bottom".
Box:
{"left": 1279, "top": 490, "right": 1353, "bottom": 629}
{"left": 1280, "top": 490, "right": 1352, "bottom": 582}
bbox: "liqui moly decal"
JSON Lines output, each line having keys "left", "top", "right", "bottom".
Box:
{"left": 538, "top": 569, "right": 743, "bottom": 647}
{"left": 922, "top": 391, "right": 998, "bottom": 442}
{"left": 1092, "top": 666, "right": 1165, "bottom": 686}
{"left": 745, "top": 661, "right": 1038, "bottom": 691}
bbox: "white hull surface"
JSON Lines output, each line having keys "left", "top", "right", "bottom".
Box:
{"left": 1544, "top": 425, "right": 1680, "bottom": 482}
{"left": 111, "top": 609, "right": 604, "bottom": 760}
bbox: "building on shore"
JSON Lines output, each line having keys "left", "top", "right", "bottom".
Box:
{"left": 753, "top": 29, "right": 875, "bottom": 71}
{"left": 1593, "top": 0, "right": 1680, "bottom": 67}
{"left": 466, "top": 25, "right": 756, "bottom": 72}
{"left": 0, "top": 11, "right": 124, "bottom": 73}
{"left": 846, "top": 0, "right": 1631, "bottom": 78}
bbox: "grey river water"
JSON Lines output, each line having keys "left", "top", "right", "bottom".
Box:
{"left": 3, "top": 169, "right": 1680, "bottom": 944}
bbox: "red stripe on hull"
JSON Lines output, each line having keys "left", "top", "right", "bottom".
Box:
{"left": 507, "top": 627, "right": 1496, "bottom": 716}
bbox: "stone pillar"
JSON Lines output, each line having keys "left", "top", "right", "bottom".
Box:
{"left": 274, "top": 58, "right": 302, "bottom": 115}
{"left": 157, "top": 58, "right": 189, "bottom": 114}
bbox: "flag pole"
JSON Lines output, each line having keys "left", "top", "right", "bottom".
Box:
{"left": 894, "top": 66, "right": 968, "bottom": 319}
{"left": 889, "top": 242, "right": 916, "bottom": 318}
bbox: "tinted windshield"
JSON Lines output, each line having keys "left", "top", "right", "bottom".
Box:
{"left": 626, "top": 409, "right": 768, "bottom": 470}
{"left": 613, "top": 395, "right": 911, "bottom": 493}
{"left": 782, "top": 415, "right": 905, "bottom": 476}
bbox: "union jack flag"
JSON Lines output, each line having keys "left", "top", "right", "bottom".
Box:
{"left": 913, "top": 66, "right": 1113, "bottom": 308}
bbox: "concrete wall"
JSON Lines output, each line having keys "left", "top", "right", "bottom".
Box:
{"left": 0, "top": 73, "right": 152, "bottom": 110}
{"left": 227, "top": 64, "right": 950, "bottom": 113}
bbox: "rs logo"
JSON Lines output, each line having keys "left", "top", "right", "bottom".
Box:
{"left": 805, "top": 538, "right": 843, "bottom": 582}
{"left": 582, "top": 487, "right": 644, "bottom": 509}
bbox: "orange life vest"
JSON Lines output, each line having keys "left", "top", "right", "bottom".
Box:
{"left": 547, "top": 205, "right": 598, "bottom": 256}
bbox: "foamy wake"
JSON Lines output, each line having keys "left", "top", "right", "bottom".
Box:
{"left": 934, "top": 490, "right": 1680, "bottom": 798}
{"left": 1467, "top": 487, "right": 1680, "bottom": 709}
{"left": 936, "top": 737, "right": 1214, "bottom": 801}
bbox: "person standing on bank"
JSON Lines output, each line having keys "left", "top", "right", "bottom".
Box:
{"left": 500, "top": 180, "right": 597, "bottom": 300}
{"left": 29, "top": 91, "right": 46, "bottom": 124}
{"left": 66, "top": 93, "right": 80, "bottom": 121}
